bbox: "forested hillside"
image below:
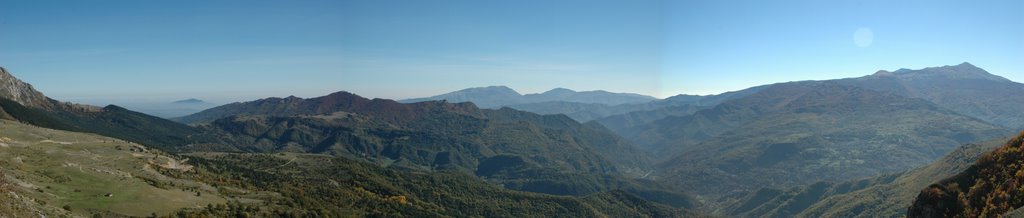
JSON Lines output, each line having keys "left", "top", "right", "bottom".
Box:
{"left": 909, "top": 131, "right": 1024, "bottom": 217}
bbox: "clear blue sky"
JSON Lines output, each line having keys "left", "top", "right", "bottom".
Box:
{"left": 1, "top": 0, "right": 1021, "bottom": 105}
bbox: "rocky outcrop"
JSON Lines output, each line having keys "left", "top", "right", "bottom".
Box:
{"left": 0, "top": 67, "right": 52, "bottom": 109}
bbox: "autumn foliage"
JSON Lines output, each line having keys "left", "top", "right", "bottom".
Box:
{"left": 909, "top": 131, "right": 1024, "bottom": 217}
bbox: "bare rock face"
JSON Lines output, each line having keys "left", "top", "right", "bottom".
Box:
{"left": 0, "top": 67, "right": 52, "bottom": 109}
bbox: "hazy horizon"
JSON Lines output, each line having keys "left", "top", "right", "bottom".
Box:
{"left": 3, "top": 0, "right": 1022, "bottom": 105}
{"left": 14, "top": 62, "right": 1018, "bottom": 110}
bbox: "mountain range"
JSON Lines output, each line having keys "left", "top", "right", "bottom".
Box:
{"left": 0, "top": 67, "right": 703, "bottom": 216}
{"left": 180, "top": 62, "right": 1023, "bottom": 216}
{"left": 178, "top": 90, "right": 710, "bottom": 206}
{"left": 2, "top": 62, "right": 1024, "bottom": 217}
{"left": 399, "top": 86, "right": 658, "bottom": 108}
{"left": 399, "top": 85, "right": 766, "bottom": 123}
{"left": 188, "top": 91, "right": 651, "bottom": 173}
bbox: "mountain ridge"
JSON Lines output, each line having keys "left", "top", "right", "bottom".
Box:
{"left": 399, "top": 86, "right": 658, "bottom": 108}
{"left": 839, "top": 62, "right": 1024, "bottom": 128}
{"left": 0, "top": 66, "right": 217, "bottom": 151}
{"left": 176, "top": 90, "right": 696, "bottom": 203}
{"left": 651, "top": 81, "right": 1010, "bottom": 197}
{"left": 0, "top": 67, "right": 53, "bottom": 109}
{"left": 174, "top": 91, "right": 485, "bottom": 124}
{"left": 187, "top": 90, "right": 651, "bottom": 173}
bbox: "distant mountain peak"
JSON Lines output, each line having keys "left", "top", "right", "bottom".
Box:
{"left": 867, "top": 62, "right": 1010, "bottom": 82}
{"left": 873, "top": 70, "right": 893, "bottom": 76}
{"left": 543, "top": 87, "right": 576, "bottom": 94}
{"left": 316, "top": 91, "right": 373, "bottom": 105}
{"left": 324, "top": 91, "right": 359, "bottom": 98}
{"left": 924, "top": 62, "right": 1009, "bottom": 81}
{"left": 925, "top": 61, "right": 983, "bottom": 73}
{"left": 471, "top": 85, "right": 519, "bottom": 93}
{"left": 397, "top": 86, "right": 523, "bottom": 108}
{"left": 844, "top": 63, "right": 1024, "bottom": 128}
{"left": 893, "top": 68, "right": 913, "bottom": 73}
{"left": 172, "top": 98, "right": 206, "bottom": 104}
{"left": 440, "top": 86, "right": 523, "bottom": 97}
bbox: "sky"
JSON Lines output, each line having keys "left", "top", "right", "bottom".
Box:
{"left": 1, "top": 0, "right": 1022, "bottom": 105}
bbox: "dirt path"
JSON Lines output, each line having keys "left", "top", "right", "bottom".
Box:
{"left": 39, "top": 140, "right": 74, "bottom": 145}
{"left": 268, "top": 157, "right": 298, "bottom": 170}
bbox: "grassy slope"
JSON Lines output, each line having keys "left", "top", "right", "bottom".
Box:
{"left": 0, "top": 170, "right": 45, "bottom": 218}
{"left": 0, "top": 120, "right": 226, "bottom": 217}
{"left": 0, "top": 119, "right": 700, "bottom": 217}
